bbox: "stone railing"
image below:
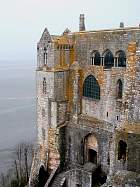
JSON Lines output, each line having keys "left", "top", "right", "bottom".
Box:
{"left": 44, "top": 165, "right": 60, "bottom": 187}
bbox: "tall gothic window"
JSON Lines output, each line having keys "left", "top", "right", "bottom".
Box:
{"left": 116, "top": 79, "right": 123, "bottom": 99}
{"left": 94, "top": 51, "right": 101, "bottom": 65}
{"left": 44, "top": 47, "right": 47, "bottom": 65}
{"left": 83, "top": 75, "right": 100, "bottom": 100}
{"left": 43, "top": 78, "right": 47, "bottom": 94}
{"left": 90, "top": 51, "right": 101, "bottom": 66}
{"left": 117, "top": 50, "right": 126, "bottom": 67}
{"left": 104, "top": 50, "right": 114, "bottom": 68}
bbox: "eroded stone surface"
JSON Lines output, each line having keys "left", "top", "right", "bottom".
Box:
{"left": 29, "top": 16, "right": 140, "bottom": 187}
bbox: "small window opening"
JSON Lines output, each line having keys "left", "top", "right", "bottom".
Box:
{"left": 107, "top": 112, "right": 108, "bottom": 117}
{"left": 107, "top": 152, "right": 110, "bottom": 165}
{"left": 116, "top": 79, "right": 123, "bottom": 99}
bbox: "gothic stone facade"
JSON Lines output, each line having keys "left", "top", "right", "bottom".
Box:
{"left": 29, "top": 15, "right": 140, "bottom": 187}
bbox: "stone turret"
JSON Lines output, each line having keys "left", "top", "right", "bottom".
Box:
{"left": 79, "top": 14, "right": 85, "bottom": 31}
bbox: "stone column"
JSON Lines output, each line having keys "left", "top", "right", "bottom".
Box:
{"left": 72, "top": 69, "right": 80, "bottom": 123}
{"left": 70, "top": 61, "right": 81, "bottom": 124}
{"left": 109, "top": 133, "right": 116, "bottom": 176}
{"left": 122, "top": 42, "right": 137, "bottom": 122}
{"left": 117, "top": 57, "right": 119, "bottom": 67}
{"left": 102, "top": 57, "right": 104, "bottom": 66}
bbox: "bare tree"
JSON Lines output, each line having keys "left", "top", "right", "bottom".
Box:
{"left": 0, "top": 142, "right": 34, "bottom": 187}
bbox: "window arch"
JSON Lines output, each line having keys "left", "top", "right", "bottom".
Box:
{"left": 91, "top": 51, "right": 101, "bottom": 66}
{"left": 43, "top": 78, "right": 47, "bottom": 94}
{"left": 116, "top": 50, "right": 126, "bottom": 67}
{"left": 83, "top": 75, "right": 100, "bottom": 100}
{"left": 94, "top": 51, "right": 101, "bottom": 65}
{"left": 118, "top": 140, "right": 127, "bottom": 162}
{"left": 90, "top": 51, "right": 101, "bottom": 66}
{"left": 104, "top": 50, "right": 114, "bottom": 68}
{"left": 116, "top": 79, "right": 123, "bottom": 99}
{"left": 84, "top": 134, "right": 98, "bottom": 164}
{"left": 44, "top": 47, "right": 47, "bottom": 65}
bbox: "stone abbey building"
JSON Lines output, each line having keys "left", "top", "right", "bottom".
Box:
{"left": 29, "top": 15, "right": 140, "bottom": 187}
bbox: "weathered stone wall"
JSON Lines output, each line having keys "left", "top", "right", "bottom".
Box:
{"left": 30, "top": 25, "right": 140, "bottom": 187}
{"left": 63, "top": 123, "right": 111, "bottom": 173}
{"left": 81, "top": 67, "right": 125, "bottom": 123}
{"left": 66, "top": 169, "right": 92, "bottom": 187}
{"left": 115, "top": 132, "right": 140, "bottom": 173}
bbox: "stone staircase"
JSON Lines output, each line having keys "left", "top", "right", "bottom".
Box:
{"left": 49, "top": 172, "right": 65, "bottom": 187}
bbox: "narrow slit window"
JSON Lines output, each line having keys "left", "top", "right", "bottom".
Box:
{"left": 116, "top": 79, "right": 123, "bottom": 99}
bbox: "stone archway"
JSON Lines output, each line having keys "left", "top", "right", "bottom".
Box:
{"left": 84, "top": 134, "right": 98, "bottom": 164}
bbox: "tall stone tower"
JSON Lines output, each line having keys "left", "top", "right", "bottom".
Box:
{"left": 29, "top": 28, "right": 74, "bottom": 187}
{"left": 79, "top": 14, "right": 85, "bottom": 31}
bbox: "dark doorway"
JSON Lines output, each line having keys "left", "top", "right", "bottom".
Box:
{"left": 118, "top": 140, "right": 127, "bottom": 162}
{"left": 38, "top": 166, "right": 48, "bottom": 187}
{"left": 92, "top": 166, "right": 107, "bottom": 186}
{"left": 88, "top": 149, "right": 97, "bottom": 164}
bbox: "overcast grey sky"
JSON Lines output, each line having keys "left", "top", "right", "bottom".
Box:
{"left": 0, "top": 0, "right": 140, "bottom": 61}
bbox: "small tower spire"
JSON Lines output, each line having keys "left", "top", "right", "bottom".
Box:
{"left": 79, "top": 14, "right": 85, "bottom": 31}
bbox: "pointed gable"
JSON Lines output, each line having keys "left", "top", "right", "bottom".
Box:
{"left": 39, "top": 27, "right": 52, "bottom": 43}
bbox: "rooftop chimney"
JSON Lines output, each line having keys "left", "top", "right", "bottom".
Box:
{"left": 120, "top": 22, "right": 124, "bottom": 28}
{"left": 79, "top": 14, "right": 85, "bottom": 31}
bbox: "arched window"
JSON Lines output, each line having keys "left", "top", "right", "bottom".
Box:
{"left": 90, "top": 51, "right": 101, "bottom": 66}
{"left": 44, "top": 47, "right": 47, "bottom": 65}
{"left": 118, "top": 140, "right": 127, "bottom": 162}
{"left": 83, "top": 75, "right": 100, "bottom": 100}
{"left": 116, "top": 50, "right": 126, "bottom": 67}
{"left": 116, "top": 79, "right": 123, "bottom": 99}
{"left": 43, "top": 78, "right": 47, "bottom": 94}
{"left": 94, "top": 51, "right": 101, "bottom": 65}
{"left": 104, "top": 50, "right": 114, "bottom": 68}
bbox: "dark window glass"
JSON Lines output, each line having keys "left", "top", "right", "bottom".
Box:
{"left": 83, "top": 75, "right": 100, "bottom": 100}
{"left": 94, "top": 52, "right": 101, "bottom": 65}
{"left": 118, "top": 51, "right": 126, "bottom": 67}
{"left": 104, "top": 51, "right": 114, "bottom": 68}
